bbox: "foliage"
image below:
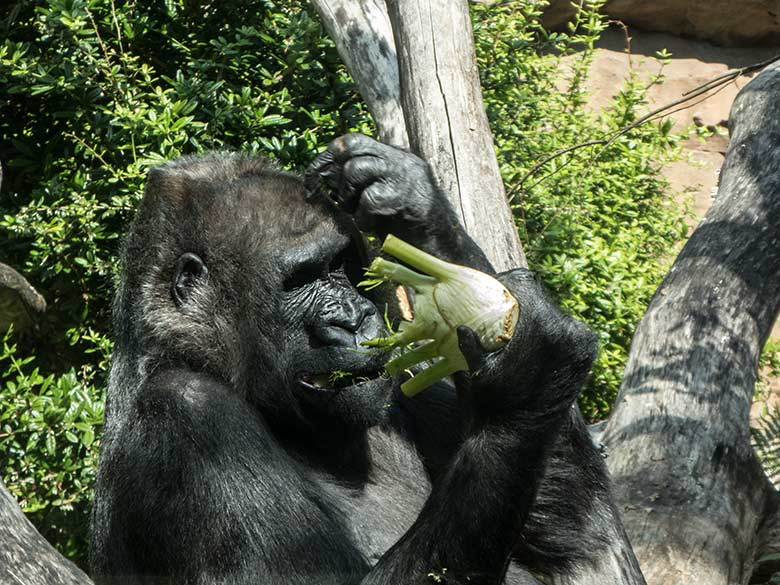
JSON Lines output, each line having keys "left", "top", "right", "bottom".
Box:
{"left": 0, "top": 328, "right": 104, "bottom": 562}
{"left": 473, "top": 0, "right": 688, "bottom": 419}
{"left": 0, "top": 0, "right": 371, "bottom": 567}
{"left": 752, "top": 402, "right": 780, "bottom": 488}
{"left": 752, "top": 339, "right": 780, "bottom": 489}
{"left": 0, "top": 0, "right": 687, "bottom": 564}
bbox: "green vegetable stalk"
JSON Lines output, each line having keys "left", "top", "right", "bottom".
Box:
{"left": 361, "top": 235, "right": 519, "bottom": 397}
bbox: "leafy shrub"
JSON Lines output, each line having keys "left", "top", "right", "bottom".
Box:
{"left": 0, "top": 0, "right": 371, "bottom": 567}
{"left": 473, "top": 1, "right": 687, "bottom": 419}
{"left": 0, "top": 0, "right": 687, "bottom": 564}
{"left": 0, "top": 329, "right": 104, "bottom": 563}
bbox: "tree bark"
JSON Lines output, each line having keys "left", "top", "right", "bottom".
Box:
{"left": 309, "top": 0, "right": 409, "bottom": 149}
{"left": 311, "top": 2, "right": 646, "bottom": 583}
{"left": 384, "top": 0, "right": 525, "bottom": 272}
{"left": 602, "top": 62, "right": 780, "bottom": 585}
{"left": 0, "top": 478, "right": 92, "bottom": 585}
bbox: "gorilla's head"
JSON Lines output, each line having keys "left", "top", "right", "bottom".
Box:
{"left": 113, "top": 153, "right": 394, "bottom": 435}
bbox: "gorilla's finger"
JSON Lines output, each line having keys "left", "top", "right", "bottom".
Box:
{"left": 456, "top": 326, "right": 488, "bottom": 373}
{"left": 304, "top": 149, "right": 337, "bottom": 200}
{"left": 329, "top": 133, "right": 399, "bottom": 162}
{"left": 342, "top": 156, "right": 388, "bottom": 191}
{"left": 359, "top": 182, "right": 399, "bottom": 218}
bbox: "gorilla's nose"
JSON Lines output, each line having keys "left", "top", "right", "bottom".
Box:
{"left": 314, "top": 298, "right": 381, "bottom": 347}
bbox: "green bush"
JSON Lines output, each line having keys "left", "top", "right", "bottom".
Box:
{"left": 0, "top": 328, "right": 104, "bottom": 563}
{"left": 0, "top": 0, "right": 372, "bottom": 567}
{"left": 0, "top": 0, "right": 687, "bottom": 564}
{"left": 474, "top": 1, "right": 687, "bottom": 419}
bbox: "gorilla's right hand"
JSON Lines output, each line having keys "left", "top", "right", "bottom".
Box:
{"left": 304, "top": 133, "right": 437, "bottom": 234}
{"left": 305, "top": 133, "right": 494, "bottom": 273}
{"left": 454, "top": 268, "right": 597, "bottom": 431}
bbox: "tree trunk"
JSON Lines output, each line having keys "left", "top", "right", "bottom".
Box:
{"left": 311, "top": 2, "right": 646, "bottom": 583}
{"left": 0, "top": 478, "right": 92, "bottom": 585}
{"left": 602, "top": 62, "right": 780, "bottom": 585}
{"left": 385, "top": 0, "right": 525, "bottom": 272}
{"left": 309, "top": 0, "right": 409, "bottom": 149}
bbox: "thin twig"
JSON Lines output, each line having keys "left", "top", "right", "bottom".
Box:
{"left": 507, "top": 140, "right": 606, "bottom": 201}
{"left": 511, "top": 51, "right": 780, "bottom": 192}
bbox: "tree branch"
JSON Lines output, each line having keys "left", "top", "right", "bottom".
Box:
{"left": 603, "top": 62, "right": 780, "bottom": 585}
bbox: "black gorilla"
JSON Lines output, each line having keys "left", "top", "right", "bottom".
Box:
{"left": 90, "top": 134, "right": 615, "bottom": 584}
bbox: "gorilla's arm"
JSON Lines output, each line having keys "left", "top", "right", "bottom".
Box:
{"left": 305, "top": 134, "right": 494, "bottom": 274}
{"left": 361, "top": 269, "right": 597, "bottom": 584}
{"left": 91, "top": 369, "right": 369, "bottom": 585}
{"left": 307, "top": 135, "right": 624, "bottom": 578}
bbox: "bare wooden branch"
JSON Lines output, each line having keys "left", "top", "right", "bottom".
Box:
{"left": 309, "top": 0, "right": 409, "bottom": 149}
{"left": 602, "top": 62, "right": 780, "bottom": 585}
{"left": 0, "top": 478, "right": 92, "bottom": 585}
{"left": 384, "top": 0, "right": 526, "bottom": 272}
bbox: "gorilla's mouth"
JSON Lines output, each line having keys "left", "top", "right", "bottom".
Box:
{"left": 298, "top": 367, "right": 387, "bottom": 392}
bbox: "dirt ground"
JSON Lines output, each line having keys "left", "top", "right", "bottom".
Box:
{"left": 575, "top": 26, "right": 780, "bottom": 418}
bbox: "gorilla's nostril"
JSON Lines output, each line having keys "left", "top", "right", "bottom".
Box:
{"left": 313, "top": 324, "right": 359, "bottom": 347}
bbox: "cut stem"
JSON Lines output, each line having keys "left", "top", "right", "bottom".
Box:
{"left": 364, "top": 257, "right": 437, "bottom": 291}
{"left": 382, "top": 234, "right": 459, "bottom": 281}
{"left": 401, "top": 358, "right": 462, "bottom": 398}
{"left": 385, "top": 340, "right": 439, "bottom": 376}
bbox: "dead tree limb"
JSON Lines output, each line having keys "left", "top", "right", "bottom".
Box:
{"left": 309, "top": 0, "right": 409, "bottom": 149}
{"left": 602, "top": 62, "right": 780, "bottom": 585}
{"left": 385, "top": 0, "right": 525, "bottom": 271}
{"left": 0, "top": 466, "right": 92, "bottom": 584}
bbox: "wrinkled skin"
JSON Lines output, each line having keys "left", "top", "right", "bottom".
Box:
{"left": 90, "top": 134, "right": 613, "bottom": 585}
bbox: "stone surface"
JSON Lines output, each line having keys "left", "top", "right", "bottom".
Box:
{"left": 543, "top": 0, "right": 780, "bottom": 46}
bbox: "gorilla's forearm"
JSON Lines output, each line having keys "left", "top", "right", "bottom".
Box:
{"left": 361, "top": 434, "right": 548, "bottom": 585}
{"left": 513, "top": 411, "right": 617, "bottom": 574}
{"left": 416, "top": 174, "right": 495, "bottom": 274}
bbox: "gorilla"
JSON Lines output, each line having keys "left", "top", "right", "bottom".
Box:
{"left": 90, "top": 134, "right": 617, "bottom": 584}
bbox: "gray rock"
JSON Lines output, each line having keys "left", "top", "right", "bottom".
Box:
{"left": 542, "top": 0, "right": 780, "bottom": 46}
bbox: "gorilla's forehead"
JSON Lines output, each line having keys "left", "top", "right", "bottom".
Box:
{"left": 148, "top": 152, "right": 343, "bottom": 248}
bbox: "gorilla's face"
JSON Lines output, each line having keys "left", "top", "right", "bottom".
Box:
{"left": 126, "top": 153, "right": 394, "bottom": 431}
{"left": 276, "top": 224, "right": 391, "bottom": 416}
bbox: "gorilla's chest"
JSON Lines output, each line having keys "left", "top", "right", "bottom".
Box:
{"left": 318, "top": 426, "right": 432, "bottom": 565}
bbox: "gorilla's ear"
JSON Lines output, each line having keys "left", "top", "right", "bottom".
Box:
{"left": 172, "top": 253, "right": 208, "bottom": 307}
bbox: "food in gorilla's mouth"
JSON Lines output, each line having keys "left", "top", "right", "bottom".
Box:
{"left": 300, "top": 368, "right": 385, "bottom": 391}
{"left": 360, "top": 235, "right": 518, "bottom": 398}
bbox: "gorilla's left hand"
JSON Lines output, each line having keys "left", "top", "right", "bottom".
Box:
{"left": 305, "top": 133, "right": 494, "bottom": 273}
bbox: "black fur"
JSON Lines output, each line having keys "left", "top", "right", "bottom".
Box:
{"left": 91, "top": 135, "right": 613, "bottom": 584}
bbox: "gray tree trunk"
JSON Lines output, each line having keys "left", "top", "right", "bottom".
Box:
{"left": 309, "top": 0, "right": 409, "bottom": 149}
{"left": 0, "top": 463, "right": 92, "bottom": 584}
{"left": 602, "top": 62, "right": 780, "bottom": 585}
{"left": 384, "top": 0, "right": 525, "bottom": 272}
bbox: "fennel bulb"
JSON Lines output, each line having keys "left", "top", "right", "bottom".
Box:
{"left": 361, "top": 235, "right": 519, "bottom": 397}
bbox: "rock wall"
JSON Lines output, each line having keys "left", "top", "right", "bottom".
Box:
{"left": 543, "top": 0, "right": 780, "bottom": 46}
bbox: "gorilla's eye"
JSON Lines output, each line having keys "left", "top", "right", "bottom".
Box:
{"left": 282, "top": 242, "right": 359, "bottom": 292}
{"left": 172, "top": 252, "right": 208, "bottom": 307}
{"left": 283, "top": 260, "right": 325, "bottom": 292}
